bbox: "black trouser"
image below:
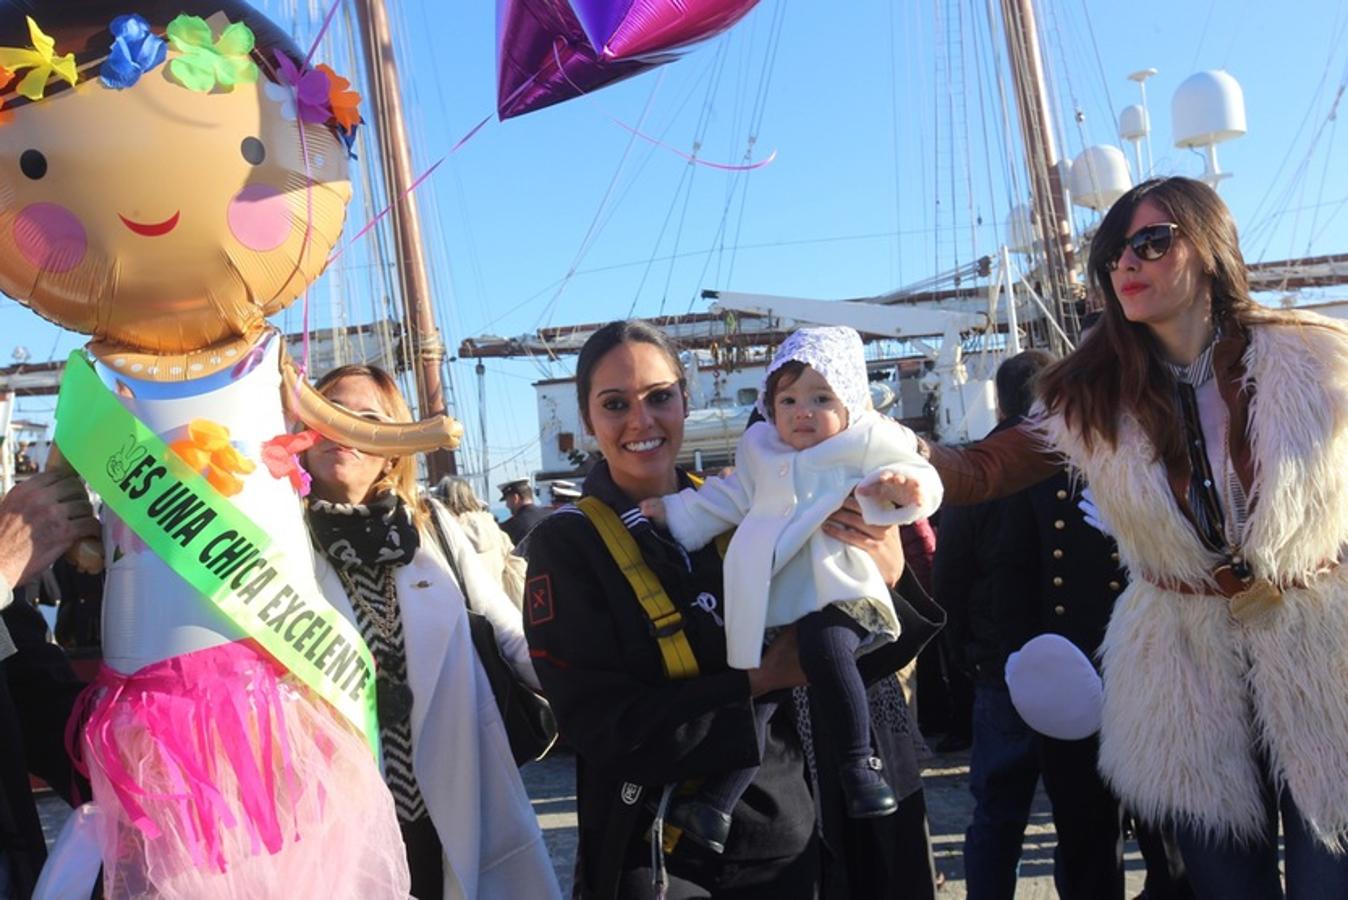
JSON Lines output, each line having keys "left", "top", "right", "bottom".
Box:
{"left": 822, "top": 788, "right": 937, "bottom": 900}
{"left": 400, "top": 815, "right": 444, "bottom": 900}
{"left": 615, "top": 834, "right": 819, "bottom": 899}
{"left": 702, "top": 606, "right": 870, "bottom": 815}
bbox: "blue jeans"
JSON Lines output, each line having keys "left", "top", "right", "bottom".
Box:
{"left": 964, "top": 686, "right": 1039, "bottom": 899}
{"left": 1175, "top": 786, "right": 1348, "bottom": 899}
{"left": 963, "top": 684, "right": 1123, "bottom": 900}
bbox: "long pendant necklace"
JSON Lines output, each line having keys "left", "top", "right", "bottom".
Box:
{"left": 337, "top": 566, "right": 415, "bottom": 723}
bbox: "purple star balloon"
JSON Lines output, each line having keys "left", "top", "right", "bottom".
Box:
{"left": 497, "top": 0, "right": 661, "bottom": 120}
{"left": 571, "top": 0, "right": 761, "bottom": 61}
{"left": 496, "top": 0, "right": 759, "bottom": 120}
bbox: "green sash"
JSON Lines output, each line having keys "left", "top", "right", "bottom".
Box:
{"left": 54, "top": 350, "right": 379, "bottom": 757}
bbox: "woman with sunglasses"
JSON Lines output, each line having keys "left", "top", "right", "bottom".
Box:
{"left": 922, "top": 177, "right": 1348, "bottom": 898}
{"left": 303, "top": 365, "right": 561, "bottom": 900}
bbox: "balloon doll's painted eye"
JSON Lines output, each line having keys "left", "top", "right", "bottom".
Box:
{"left": 19, "top": 150, "right": 47, "bottom": 180}
{"left": 240, "top": 137, "right": 266, "bottom": 166}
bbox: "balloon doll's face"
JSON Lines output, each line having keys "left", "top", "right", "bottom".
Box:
{"left": 0, "top": 61, "right": 351, "bottom": 355}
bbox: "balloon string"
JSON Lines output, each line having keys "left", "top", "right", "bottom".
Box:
{"left": 304, "top": 0, "right": 343, "bottom": 69}
{"left": 607, "top": 118, "right": 778, "bottom": 170}
{"left": 294, "top": 107, "right": 317, "bottom": 380}
{"left": 327, "top": 158, "right": 446, "bottom": 266}
{"left": 548, "top": 41, "right": 778, "bottom": 172}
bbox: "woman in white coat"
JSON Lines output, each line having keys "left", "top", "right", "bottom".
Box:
{"left": 303, "top": 364, "right": 560, "bottom": 900}
{"left": 436, "top": 478, "right": 527, "bottom": 611}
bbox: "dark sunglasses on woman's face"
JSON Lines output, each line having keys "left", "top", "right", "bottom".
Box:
{"left": 1105, "top": 222, "right": 1180, "bottom": 271}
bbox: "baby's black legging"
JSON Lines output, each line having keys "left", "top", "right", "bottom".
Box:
{"left": 700, "top": 604, "right": 871, "bottom": 816}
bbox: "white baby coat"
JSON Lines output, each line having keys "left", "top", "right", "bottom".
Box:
{"left": 662, "top": 411, "right": 942, "bottom": 668}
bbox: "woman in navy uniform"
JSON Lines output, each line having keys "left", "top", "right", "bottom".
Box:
{"left": 524, "top": 320, "right": 944, "bottom": 899}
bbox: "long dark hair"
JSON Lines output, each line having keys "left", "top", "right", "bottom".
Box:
{"left": 575, "top": 320, "right": 688, "bottom": 431}
{"left": 1036, "top": 177, "right": 1301, "bottom": 467}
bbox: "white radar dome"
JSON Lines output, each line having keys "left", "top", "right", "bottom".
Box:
{"left": 1005, "top": 204, "right": 1039, "bottom": 253}
{"left": 1119, "top": 104, "right": 1149, "bottom": 141}
{"left": 1172, "top": 70, "right": 1246, "bottom": 147}
{"left": 1070, "top": 145, "right": 1132, "bottom": 211}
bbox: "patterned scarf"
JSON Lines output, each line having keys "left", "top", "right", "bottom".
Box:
{"left": 305, "top": 491, "right": 427, "bottom": 822}
{"left": 305, "top": 491, "right": 420, "bottom": 569}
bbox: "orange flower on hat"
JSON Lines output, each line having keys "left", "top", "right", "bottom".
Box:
{"left": 0, "top": 66, "right": 14, "bottom": 126}
{"left": 315, "top": 63, "right": 360, "bottom": 133}
{"left": 169, "top": 419, "right": 257, "bottom": 497}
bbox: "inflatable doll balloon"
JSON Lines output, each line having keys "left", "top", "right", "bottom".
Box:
{"left": 0, "top": 1, "right": 467, "bottom": 896}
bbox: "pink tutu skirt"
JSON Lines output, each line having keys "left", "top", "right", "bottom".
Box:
{"left": 69, "top": 639, "right": 410, "bottom": 899}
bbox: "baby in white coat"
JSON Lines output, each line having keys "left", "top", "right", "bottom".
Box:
{"left": 641, "top": 325, "right": 942, "bottom": 853}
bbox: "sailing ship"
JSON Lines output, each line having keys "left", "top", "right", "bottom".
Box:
{"left": 1, "top": 0, "right": 1345, "bottom": 504}
{"left": 455, "top": 1, "right": 1348, "bottom": 499}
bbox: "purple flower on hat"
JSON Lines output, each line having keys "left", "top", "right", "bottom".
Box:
{"left": 100, "top": 14, "right": 167, "bottom": 90}
{"left": 273, "top": 50, "right": 333, "bottom": 126}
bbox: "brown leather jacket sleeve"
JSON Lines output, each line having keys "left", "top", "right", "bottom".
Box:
{"left": 921, "top": 423, "right": 1060, "bottom": 505}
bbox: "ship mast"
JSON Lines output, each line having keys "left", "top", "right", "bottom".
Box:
{"left": 352, "top": 0, "right": 456, "bottom": 480}
{"left": 1000, "top": 0, "right": 1077, "bottom": 350}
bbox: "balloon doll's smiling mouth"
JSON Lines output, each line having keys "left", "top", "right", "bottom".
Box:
{"left": 119, "top": 211, "right": 180, "bottom": 237}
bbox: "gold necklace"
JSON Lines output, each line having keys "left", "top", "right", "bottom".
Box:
{"left": 338, "top": 567, "right": 401, "bottom": 641}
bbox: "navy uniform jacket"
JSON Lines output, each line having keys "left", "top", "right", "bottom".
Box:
{"left": 501, "top": 502, "right": 551, "bottom": 547}
{"left": 1015, "top": 469, "right": 1126, "bottom": 658}
{"left": 936, "top": 416, "right": 1125, "bottom": 680}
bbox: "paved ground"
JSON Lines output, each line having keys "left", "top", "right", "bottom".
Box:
{"left": 40, "top": 748, "right": 1152, "bottom": 897}
{"left": 523, "top": 746, "right": 1152, "bottom": 898}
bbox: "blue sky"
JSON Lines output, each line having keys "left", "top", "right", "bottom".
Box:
{"left": 4, "top": 0, "right": 1347, "bottom": 494}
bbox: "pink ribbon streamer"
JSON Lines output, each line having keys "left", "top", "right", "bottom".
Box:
{"left": 606, "top": 117, "right": 778, "bottom": 170}
{"left": 304, "top": 0, "right": 344, "bottom": 69}
{"left": 550, "top": 40, "right": 778, "bottom": 172}
{"left": 326, "top": 157, "right": 446, "bottom": 266}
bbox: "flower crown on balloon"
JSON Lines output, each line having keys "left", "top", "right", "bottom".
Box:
{"left": 0, "top": 12, "right": 361, "bottom": 148}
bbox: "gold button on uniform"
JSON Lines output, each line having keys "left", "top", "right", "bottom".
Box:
{"left": 1056, "top": 489, "right": 1068, "bottom": 500}
{"left": 1054, "top": 605, "right": 1066, "bottom": 616}
{"left": 1109, "top": 581, "right": 1121, "bottom": 591}
{"left": 1053, "top": 576, "right": 1064, "bottom": 587}
{"left": 1054, "top": 519, "right": 1065, "bottom": 530}
{"left": 1110, "top": 552, "right": 1119, "bottom": 562}
{"left": 1053, "top": 549, "right": 1064, "bottom": 559}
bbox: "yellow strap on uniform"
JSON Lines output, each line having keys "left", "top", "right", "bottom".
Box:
{"left": 577, "top": 496, "right": 700, "bottom": 680}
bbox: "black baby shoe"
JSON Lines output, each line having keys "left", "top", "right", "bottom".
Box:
{"left": 666, "top": 798, "right": 733, "bottom": 854}
{"left": 840, "top": 756, "right": 898, "bottom": 819}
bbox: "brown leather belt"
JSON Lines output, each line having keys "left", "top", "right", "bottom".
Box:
{"left": 1149, "top": 562, "right": 1341, "bottom": 599}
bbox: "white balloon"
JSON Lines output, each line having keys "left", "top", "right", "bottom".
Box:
{"left": 1004, "top": 633, "right": 1104, "bottom": 741}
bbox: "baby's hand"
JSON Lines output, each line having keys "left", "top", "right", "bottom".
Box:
{"left": 858, "top": 471, "right": 923, "bottom": 510}
{"left": 639, "top": 497, "right": 668, "bottom": 525}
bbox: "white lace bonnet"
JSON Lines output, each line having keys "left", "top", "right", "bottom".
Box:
{"left": 755, "top": 325, "right": 870, "bottom": 423}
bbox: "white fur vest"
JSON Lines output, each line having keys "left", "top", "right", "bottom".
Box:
{"left": 1034, "top": 315, "right": 1348, "bottom": 849}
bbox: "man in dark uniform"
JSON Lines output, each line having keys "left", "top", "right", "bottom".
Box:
{"left": 937, "top": 350, "right": 1129, "bottom": 899}
{"left": 498, "top": 479, "right": 551, "bottom": 546}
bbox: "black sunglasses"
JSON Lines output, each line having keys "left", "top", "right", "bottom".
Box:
{"left": 1105, "top": 222, "right": 1180, "bottom": 271}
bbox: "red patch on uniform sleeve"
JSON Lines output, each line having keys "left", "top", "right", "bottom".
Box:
{"left": 526, "top": 574, "right": 555, "bottom": 626}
